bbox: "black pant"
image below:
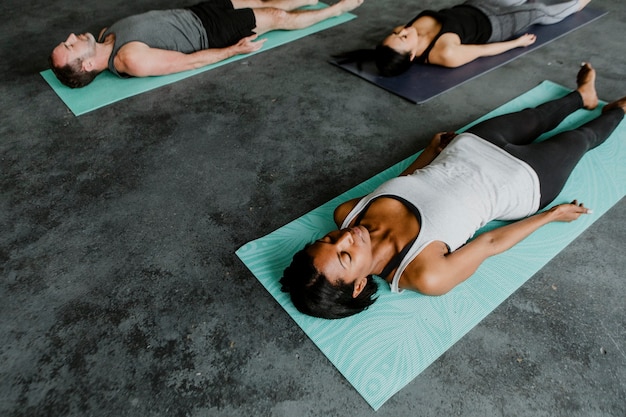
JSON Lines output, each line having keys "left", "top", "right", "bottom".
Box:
{"left": 468, "top": 92, "right": 624, "bottom": 208}
{"left": 188, "top": 0, "right": 256, "bottom": 48}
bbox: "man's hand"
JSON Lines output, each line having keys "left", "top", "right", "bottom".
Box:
{"left": 231, "top": 34, "right": 267, "bottom": 55}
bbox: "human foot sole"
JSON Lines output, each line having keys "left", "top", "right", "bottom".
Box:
{"left": 602, "top": 96, "right": 626, "bottom": 114}
{"left": 576, "top": 62, "right": 598, "bottom": 110}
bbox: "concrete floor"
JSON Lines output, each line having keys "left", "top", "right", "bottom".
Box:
{"left": 1, "top": 0, "right": 625, "bottom": 416}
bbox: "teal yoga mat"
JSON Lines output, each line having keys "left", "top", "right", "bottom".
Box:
{"left": 40, "top": 3, "right": 356, "bottom": 116}
{"left": 235, "top": 81, "right": 626, "bottom": 410}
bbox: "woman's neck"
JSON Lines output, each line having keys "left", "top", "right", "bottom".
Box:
{"left": 360, "top": 198, "right": 421, "bottom": 276}
{"left": 410, "top": 16, "right": 442, "bottom": 56}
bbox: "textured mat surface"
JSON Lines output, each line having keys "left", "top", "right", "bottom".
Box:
{"left": 332, "top": 7, "right": 606, "bottom": 104}
{"left": 236, "top": 81, "right": 626, "bottom": 410}
{"left": 40, "top": 3, "right": 356, "bottom": 115}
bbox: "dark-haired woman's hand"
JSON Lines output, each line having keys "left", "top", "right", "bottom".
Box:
{"left": 430, "top": 131, "right": 457, "bottom": 152}
{"left": 549, "top": 200, "right": 593, "bottom": 222}
{"left": 401, "top": 131, "right": 458, "bottom": 175}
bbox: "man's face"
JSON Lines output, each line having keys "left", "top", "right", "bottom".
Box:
{"left": 51, "top": 32, "right": 96, "bottom": 67}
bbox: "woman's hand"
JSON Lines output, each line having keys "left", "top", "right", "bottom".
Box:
{"left": 548, "top": 200, "right": 593, "bottom": 222}
{"left": 400, "top": 131, "right": 457, "bottom": 175}
{"left": 429, "top": 131, "right": 457, "bottom": 152}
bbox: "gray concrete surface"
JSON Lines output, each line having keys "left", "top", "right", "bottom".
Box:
{"left": 1, "top": 0, "right": 625, "bottom": 416}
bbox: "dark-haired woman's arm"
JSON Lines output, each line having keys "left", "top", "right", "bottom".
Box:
{"left": 429, "top": 33, "right": 537, "bottom": 68}
{"left": 402, "top": 201, "right": 592, "bottom": 295}
{"left": 400, "top": 131, "right": 457, "bottom": 175}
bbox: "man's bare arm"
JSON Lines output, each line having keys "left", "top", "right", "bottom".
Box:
{"left": 114, "top": 35, "right": 266, "bottom": 77}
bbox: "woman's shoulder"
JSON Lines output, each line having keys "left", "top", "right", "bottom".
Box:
{"left": 333, "top": 198, "right": 361, "bottom": 226}
{"left": 414, "top": 10, "right": 442, "bottom": 23}
{"left": 428, "top": 32, "right": 465, "bottom": 66}
{"left": 334, "top": 195, "right": 405, "bottom": 226}
{"left": 397, "top": 241, "right": 451, "bottom": 294}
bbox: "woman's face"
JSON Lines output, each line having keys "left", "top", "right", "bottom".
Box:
{"left": 307, "top": 226, "right": 373, "bottom": 293}
{"left": 382, "top": 25, "right": 418, "bottom": 57}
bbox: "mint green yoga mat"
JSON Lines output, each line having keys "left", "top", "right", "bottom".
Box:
{"left": 40, "top": 3, "right": 356, "bottom": 116}
{"left": 235, "top": 81, "right": 626, "bottom": 410}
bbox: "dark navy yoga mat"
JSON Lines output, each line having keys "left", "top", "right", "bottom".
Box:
{"left": 331, "top": 7, "right": 606, "bottom": 104}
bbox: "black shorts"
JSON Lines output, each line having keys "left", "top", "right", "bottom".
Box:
{"left": 188, "top": 0, "right": 256, "bottom": 48}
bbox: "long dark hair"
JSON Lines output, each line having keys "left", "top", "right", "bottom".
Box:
{"left": 334, "top": 44, "right": 412, "bottom": 77}
{"left": 280, "top": 246, "right": 379, "bottom": 319}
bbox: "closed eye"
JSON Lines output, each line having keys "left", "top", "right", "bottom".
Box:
{"left": 336, "top": 251, "right": 351, "bottom": 269}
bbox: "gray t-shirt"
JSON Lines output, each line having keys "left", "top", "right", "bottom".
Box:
{"left": 100, "top": 9, "right": 208, "bottom": 77}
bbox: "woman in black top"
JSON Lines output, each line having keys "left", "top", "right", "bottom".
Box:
{"left": 345, "top": 0, "right": 591, "bottom": 76}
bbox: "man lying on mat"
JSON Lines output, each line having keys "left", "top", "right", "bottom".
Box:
{"left": 49, "top": 0, "right": 363, "bottom": 88}
{"left": 281, "top": 63, "right": 626, "bottom": 319}
{"left": 337, "top": 0, "right": 590, "bottom": 76}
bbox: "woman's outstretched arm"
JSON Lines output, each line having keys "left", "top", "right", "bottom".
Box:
{"left": 404, "top": 201, "right": 592, "bottom": 295}
{"left": 428, "top": 33, "right": 536, "bottom": 68}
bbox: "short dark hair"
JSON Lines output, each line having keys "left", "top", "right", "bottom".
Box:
{"left": 333, "top": 45, "right": 413, "bottom": 77}
{"left": 280, "top": 246, "right": 379, "bottom": 319}
{"left": 48, "top": 55, "right": 100, "bottom": 88}
{"left": 374, "top": 44, "right": 412, "bottom": 77}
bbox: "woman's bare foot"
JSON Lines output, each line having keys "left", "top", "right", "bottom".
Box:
{"left": 576, "top": 62, "right": 598, "bottom": 110}
{"left": 602, "top": 96, "right": 626, "bottom": 114}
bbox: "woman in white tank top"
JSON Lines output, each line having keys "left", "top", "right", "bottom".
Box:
{"left": 280, "top": 63, "right": 625, "bottom": 319}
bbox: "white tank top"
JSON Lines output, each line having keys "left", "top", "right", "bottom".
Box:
{"left": 341, "top": 133, "right": 541, "bottom": 292}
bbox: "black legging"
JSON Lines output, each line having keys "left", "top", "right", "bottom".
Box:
{"left": 467, "top": 92, "right": 624, "bottom": 208}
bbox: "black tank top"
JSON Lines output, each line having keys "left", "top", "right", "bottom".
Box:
{"left": 407, "top": 5, "right": 491, "bottom": 64}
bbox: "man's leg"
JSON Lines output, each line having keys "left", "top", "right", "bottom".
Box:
{"left": 252, "top": 0, "right": 362, "bottom": 34}
{"left": 232, "top": 0, "right": 317, "bottom": 11}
